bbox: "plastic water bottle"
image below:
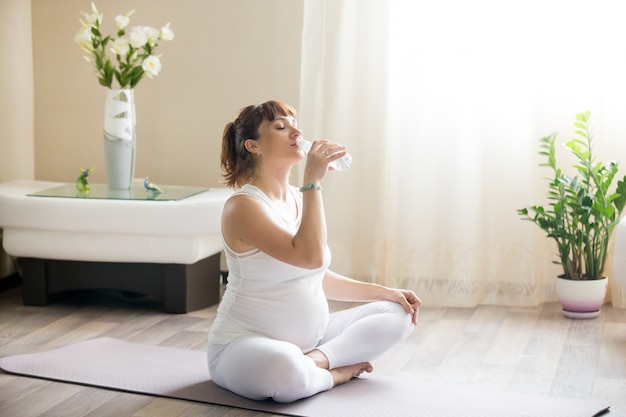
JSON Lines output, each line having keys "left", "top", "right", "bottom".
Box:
{"left": 297, "top": 137, "right": 352, "bottom": 171}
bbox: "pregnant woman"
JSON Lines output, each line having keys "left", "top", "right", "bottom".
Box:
{"left": 207, "top": 100, "right": 421, "bottom": 403}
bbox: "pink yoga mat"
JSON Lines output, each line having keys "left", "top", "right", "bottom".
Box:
{"left": 0, "top": 337, "right": 611, "bottom": 417}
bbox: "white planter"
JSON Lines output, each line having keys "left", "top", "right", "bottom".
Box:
{"left": 555, "top": 276, "right": 608, "bottom": 319}
{"left": 103, "top": 89, "right": 136, "bottom": 190}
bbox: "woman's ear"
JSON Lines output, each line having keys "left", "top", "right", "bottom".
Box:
{"left": 244, "top": 139, "right": 260, "bottom": 155}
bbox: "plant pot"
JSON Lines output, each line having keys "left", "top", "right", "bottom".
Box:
{"left": 103, "top": 89, "right": 136, "bottom": 190}
{"left": 555, "top": 276, "right": 608, "bottom": 319}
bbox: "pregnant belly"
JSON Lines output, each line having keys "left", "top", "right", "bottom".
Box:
{"left": 237, "top": 295, "right": 329, "bottom": 351}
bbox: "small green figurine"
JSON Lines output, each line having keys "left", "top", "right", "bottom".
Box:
{"left": 76, "top": 167, "right": 93, "bottom": 193}
{"left": 144, "top": 177, "right": 163, "bottom": 193}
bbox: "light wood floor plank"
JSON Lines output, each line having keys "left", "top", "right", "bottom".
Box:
{"left": 482, "top": 310, "right": 541, "bottom": 367}
{"left": 83, "top": 393, "right": 154, "bottom": 417}
{"left": 1, "top": 380, "right": 86, "bottom": 417}
{"left": 39, "top": 386, "right": 120, "bottom": 417}
{"left": 431, "top": 324, "right": 494, "bottom": 384}
{"left": 596, "top": 322, "right": 626, "bottom": 378}
{"left": 132, "top": 397, "right": 195, "bottom": 417}
{"left": 159, "top": 329, "right": 210, "bottom": 350}
{"left": 402, "top": 316, "right": 470, "bottom": 375}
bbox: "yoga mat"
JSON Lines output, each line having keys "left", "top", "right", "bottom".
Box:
{"left": 0, "top": 338, "right": 610, "bottom": 417}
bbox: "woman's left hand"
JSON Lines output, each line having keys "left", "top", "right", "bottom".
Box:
{"left": 322, "top": 271, "right": 422, "bottom": 324}
{"left": 384, "top": 288, "right": 422, "bottom": 325}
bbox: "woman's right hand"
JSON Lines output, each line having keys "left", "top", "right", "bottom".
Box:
{"left": 303, "top": 139, "right": 349, "bottom": 183}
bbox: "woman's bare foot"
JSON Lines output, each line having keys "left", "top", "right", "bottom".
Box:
{"left": 305, "top": 350, "right": 373, "bottom": 386}
{"left": 329, "top": 362, "right": 373, "bottom": 387}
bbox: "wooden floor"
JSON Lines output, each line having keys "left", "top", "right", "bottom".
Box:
{"left": 0, "top": 283, "right": 625, "bottom": 417}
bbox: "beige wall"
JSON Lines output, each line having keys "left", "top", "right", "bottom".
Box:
{"left": 30, "top": 0, "right": 303, "bottom": 187}
{"left": 0, "top": 0, "right": 35, "bottom": 182}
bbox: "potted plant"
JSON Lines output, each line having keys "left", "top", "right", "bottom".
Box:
{"left": 518, "top": 111, "right": 626, "bottom": 318}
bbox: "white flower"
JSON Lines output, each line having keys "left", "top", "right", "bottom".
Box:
{"left": 111, "top": 38, "right": 130, "bottom": 56}
{"left": 160, "top": 23, "right": 175, "bottom": 41}
{"left": 142, "top": 26, "right": 161, "bottom": 46}
{"left": 142, "top": 55, "right": 162, "bottom": 78}
{"left": 114, "top": 10, "right": 134, "bottom": 30}
{"left": 81, "top": 2, "right": 102, "bottom": 28}
{"left": 129, "top": 26, "right": 148, "bottom": 48}
{"left": 74, "top": 26, "right": 94, "bottom": 54}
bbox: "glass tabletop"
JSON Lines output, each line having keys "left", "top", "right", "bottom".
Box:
{"left": 27, "top": 183, "right": 210, "bottom": 201}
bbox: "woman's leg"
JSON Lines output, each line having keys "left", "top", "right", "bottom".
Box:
{"left": 315, "top": 301, "right": 414, "bottom": 369}
{"left": 209, "top": 335, "right": 334, "bottom": 403}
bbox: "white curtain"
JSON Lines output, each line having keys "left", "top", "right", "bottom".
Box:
{"left": 299, "top": 0, "right": 626, "bottom": 307}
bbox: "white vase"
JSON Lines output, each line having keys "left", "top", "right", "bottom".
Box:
{"left": 103, "top": 89, "right": 136, "bottom": 190}
{"left": 555, "top": 276, "right": 608, "bottom": 319}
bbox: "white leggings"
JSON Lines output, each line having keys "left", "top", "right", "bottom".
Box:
{"left": 207, "top": 301, "right": 414, "bottom": 403}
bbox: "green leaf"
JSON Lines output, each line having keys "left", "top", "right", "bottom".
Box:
{"left": 575, "top": 111, "right": 591, "bottom": 122}
{"left": 613, "top": 177, "right": 626, "bottom": 214}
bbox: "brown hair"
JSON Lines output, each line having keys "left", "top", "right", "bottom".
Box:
{"left": 221, "top": 100, "right": 297, "bottom": 188}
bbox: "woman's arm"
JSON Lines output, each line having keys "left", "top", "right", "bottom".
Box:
{"left": 221, "top": 140, "right": 339, "bottom": 269}
{"left": 221, "top": 193, "right": 326, "bottom": 269}
{"left": 322, "top": 270, "right": 422, "bottom": 324}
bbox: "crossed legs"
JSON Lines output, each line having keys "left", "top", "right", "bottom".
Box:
{"left": 208, "top": 301, "right": 414, "bottom": 403}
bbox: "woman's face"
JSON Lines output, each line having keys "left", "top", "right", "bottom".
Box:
{"left": 253, "top": 114, "right": 303, "bottom": 164}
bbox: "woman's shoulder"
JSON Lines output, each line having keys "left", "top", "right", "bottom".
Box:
{"left": 231, "top": 183, "right": 261, "bottom": 197}
{"left": 225, "top": 184, "right": 301, "bottom": 221}
{"left": 225, "top": 186, "right": 265, "bottom": 211}
{"left": 226, "top": 184, "right": 268, "bottom": 205}
{"left": 225, "top": 185, "right": 288, "bottom": 229}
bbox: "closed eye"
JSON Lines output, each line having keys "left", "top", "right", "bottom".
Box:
{"left": 274, "top": 116, "right": 297, "bottom": 129}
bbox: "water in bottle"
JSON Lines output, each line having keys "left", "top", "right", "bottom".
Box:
{"left": 297, "top": 137, "right": 352, "bottom": 171}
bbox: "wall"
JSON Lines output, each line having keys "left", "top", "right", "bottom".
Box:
{"left": 0, "top": 0, "right": 35, "bottom": 278}
{"left": 0, "top": 0, "right": 34, "bottom": 182}
{"left": 31, "top": 0, "right": 304, "bottom": 187}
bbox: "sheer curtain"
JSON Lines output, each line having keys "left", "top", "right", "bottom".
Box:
{"left": 299, "top": 0, "right": 626, "bottom": 307}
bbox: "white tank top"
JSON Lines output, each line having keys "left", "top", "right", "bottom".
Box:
{"left": 208, "top": 184, "right": 331, "bottom": 352}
